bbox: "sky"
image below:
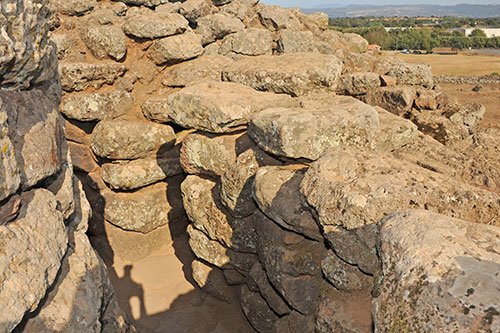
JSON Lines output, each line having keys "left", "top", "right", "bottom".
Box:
{"left": 261, "top": 0, "right": 500, "bottom": 8}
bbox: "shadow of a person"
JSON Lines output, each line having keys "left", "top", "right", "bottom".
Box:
{"left": 117, "top": 265, "right": 147, "bottom": 322}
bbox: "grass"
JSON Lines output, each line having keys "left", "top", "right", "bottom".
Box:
{"left": 384, "top": 52, "right": 500, "bottom": 76}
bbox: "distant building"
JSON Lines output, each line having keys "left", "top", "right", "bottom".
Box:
{"left": 367, "top": 44, "right": 382, "bottom": 54}
{"left": 449, "top": 27, "right": 500, "bottom": 38}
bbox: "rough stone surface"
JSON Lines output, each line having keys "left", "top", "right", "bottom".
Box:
{"left": 375, "top": 106, "right": 418, "bottom": 151}
{"left": 222, "top": 53, "right": 343, "bottom": 96}
{"left": 301, "top": 146, "right": 500, "bottom": 232}
{"left": 147, "top": 32, "right": 204, "bottom": 65}
{"left": 60, "top": 91, "right": 133, "bottom": 122}
{"left": 361, "top": 85, "right": 416, "bottom": 116}
{"left": 81, "top": 25, "right": 127, "bottom": 61}
{"left": 321, "top": 252, "right": 373, "bottom": 291}
{"left": 60, "top": 62, "right": 127, "bottom": 92}
{"left": 141, "top": 98, "right": 171, "bottom": 123}
{"left": 181, "top": 175, "right": 257, "bottom": 253}
{"left": 278, "top": 30, "right": 317, "bottom": 53}
{"left": 162, "top": 55, "right": 234, "bottom": 87}
{"left": 219, "top": 28, "right": 273, "bottom": 56}
{"left": 253, "top": 166, "right": 323, "bottom": 241}
{"left": 91, "top": 120, "right": 176, "bottom": 160}
{"left": 191, "top": 259, "right": 239, "bottom": 304}
{"left": 179, "top": 0, "right": 217, "bottom": 24}
{"left": 103, "top": 178, "right": 185, "bottom": 233}
{"left": 240, "top": 285, "right": 280, "bottom": 333}
{"left": 0, "top": 190, "right": 67, "bottom": 332}
{"left": 387, "top": 63, "right": 434, "bottom": 88}
{"left": 68, "top": 141, "right": 99, "bottom": 173}
{"left": 374, "top": 210, "right": 500, "bottom": 333}
{"left": 49, "top": 0, "right": 97, "bottom": 16}
{"left": 102, "top": 148, "right": 182, "bottom": 190}
{"left": 338, "top": 72, "right": 381, "bottom": 96}
{"left": 167, "top": 81, "right": 295, "bottom": 133}
{"left": 123, "top": 12, "right": 189, "bottom": 39}
{"left": 258, "top": 5, "right": 302, "bottom": 31}
{"left": 180, "top": 131, "right": 252, "bottom": 177}
{"left": 196, "top": 13, "right": 245, "bottom": 45}
{"left": 249, "top": 97, "right": 380, "bottom": 160}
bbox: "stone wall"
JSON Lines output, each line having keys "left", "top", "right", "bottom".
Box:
{"left": 39, "top": 0, "right": 500, "bottom": 332}
{"left": 0, "top": 1, "right": 132, "bottom": 332}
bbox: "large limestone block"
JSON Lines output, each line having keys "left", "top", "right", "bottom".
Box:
{"left": 141, "top": 98, "right": 172, "bottom": 123}
{"left": 59, "top": 62, "right": 127, "bottom": 92}
{"left": 219, "top": 28, "right": 273, "bottom": 56}
{"left": 167, "top": 81, "right": 295, "bottom": 133}
{"left": 253, "top": 166, "right": 322, "bottom": 241}
{"left": 60, "top": 91, "right": 133, "bottom": 122}
{"left": 162, "top": 55, "right": 234, "bottom": 87}
{"left": 220, "top": 0, "right": 258, "bottom": 20}
{"left": 103, "top": 178, "right": 185, "bottom": 233}
{"left": 81, "top": 25, "right": 127, "bottom": 61}
{"left": 22, "top": 232, "right": 129, "bottom": 332}
{"left": 253, "top": 211, "right": 327, "bottom": 315}
{"left": 220, "top": 148, "right": 281, "bottom": 218}
{"left": 374, "top": 210, "right": 500, "bottom": 333}
{"left": 301, "top": 146, "right": 500, "bottom": 232}
{"left": 179, "top": 0, "right": 217, "bottom": 24}
{"left": 257, "top": 5, "right": 302, "bottom": 31}
{"left": 181, "top": 175, "right": 257, "bottom": 253}
{"left": 180, "top": 131, "right": 252, "bottom": 177}
{"left": 222, "top": 53, "right": 343, "bottom": 96}
{"left": 0, "top": 91, "right": 63, "bottom": 201}
{"left": 249, "top": 97, "right": 380, "bottom": 160}
{"left": 196, "top": 13, "right": 245, "bottom": 45}
{"left": 148, "top": 32, "right": 204, "bottom": 65}
{"left": 240, "top": 285, "right": 280, "bottom": 333}
{"left": 123, "top": 12, "right": 189, "bottom": 39}
{"left": 68, "top": 141, "right": 99, "bottom": 173}
{"left": 91, "top": 120, "right": 176, "bottom": 160}
{"left": 102, "top": 148, "right": 182, "bottom": 190}
{"left": 337, "top": 72, "right": 381, "bottom": 96}
{"left": 0, "top": 189, "right": 68, "bottom": 332}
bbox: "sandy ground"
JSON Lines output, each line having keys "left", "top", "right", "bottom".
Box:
{"left": 93, "top": 228, "right": 255, "bottom": 333}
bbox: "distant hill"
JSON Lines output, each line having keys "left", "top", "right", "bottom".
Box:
{"left": 303, "top": 4, "right": 500, "bottom": 18}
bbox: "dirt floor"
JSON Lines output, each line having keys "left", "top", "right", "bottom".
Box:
{"left": 388, "top": 52, "right": 500, "bottom": 128}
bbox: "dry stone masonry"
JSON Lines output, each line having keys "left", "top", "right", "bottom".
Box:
{"left": 1, "top": 0, "right": 499, "bottom": 332}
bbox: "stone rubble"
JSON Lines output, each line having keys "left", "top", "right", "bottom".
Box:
{"left": 1, "top": 0, "right": 497, "bottom": 332}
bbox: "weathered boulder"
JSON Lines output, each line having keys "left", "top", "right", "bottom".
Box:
{"left": 196, "top": 13, "right": 245, "bottom": 45}
{"left": 162, "top": 55, "right": 234, "bottom": 87}
{"left": 220, "top": 148, "right": 281, "bottom": 218}
{"left": 103, "top": 178, "right": 185, "bottom": 233}
{"left": 249, "top": 97, "right": 380, "bottom": 160}
{"left": 375, "top": 106, "right": 418, "bottom": 151}
{"left": 167, "top": 81, "right": 295, "bottom": 133}
{"left": 301, "top": 146, "right": 500, "bottom": 232}
{"left": 258, "top": 5, "right": 302, "bottom": 31}
{"left": 148, "top": 32, "right": 204, "bottom": 65}
{"left": 278, "top": 30, "right": 317, "bottom": 54}
{"left": 141, "top": 98, "right": 171, "bottom": 123}
{"left": 180, "top": 131, "right": 252, "bottom": 177}
{"left": 187, "top": 225, "right": 258, "bottom": 272}
{"left": 374, "top": 210, "right": 500, "bottom": 333}
{"left": 117, "top": 0, "right": 168, "bottom": 7}
{"left": 0, "top": 190, "right": 67, "bottom": 332}
{"left": 0, "top": 91, "right": 63, "bottom": 201}
{"left": 247, "top": 262, "right": 291, "bottom": 316}
{"left": 240, "top": 285, "right": 280, "bottom": 333}
{"left": 274, "top": 311, "right": 316, "bottom": 333}
{"left": 102, "top": 148, "right": 182, "bottom": 190}
{"left": 91, "top": 120, "right": 176, "bottom": 160}
{"left": 361, "top": 85, "right": 416, "bottom": 116}
{"left": 59, "top": 62, "right": 127, "bottom": 92}
{"left": 179, "top": 0, "right": 217, "bottom": 23}
{"left": 321, "top": 252, "right": 373, "bottom": 291}
{"left": 387, "top": 62, "right": 434, "bottom": 88}
{"left": 123, "top": 12, "right": 189, "bottom": 39}
{"left": 219, "top": 28, "right": 273, "bottom": 56}
{"left": 181, "top": 175, "right": 257, "bottom": 253}
{"left": 191, "top": 260, "right": 239, "bottom": 304}
{"left": 219, "top": 0, "right": 258, "bottom": 20}
{"left": 337, "top": 72, "right": 381, "bottom": 96}
{"left": 254, "top": 211, "right": 327, "bottom": 315}
{"left": 81, "top": 25, "right": 127, "bottom": 61}
{"left": 222, "top": 53, "right": 343, "bottom": 96}
{"left": 341, "top": 33, "right": 369, "bottom": 53}
{"left": 253, "top": 166, "right": 323, "bottom": 241}
{"left": 68, "top": 141, "right": 99, "bottom": 173}
{"left": 49, "top": 0, "right": 97, "bottom": 16}
{"left": 60, "top": 91, "right": 133, "bottom": 122}
{"left": 21, "top": 233, "right": 129, "bottom": 332}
